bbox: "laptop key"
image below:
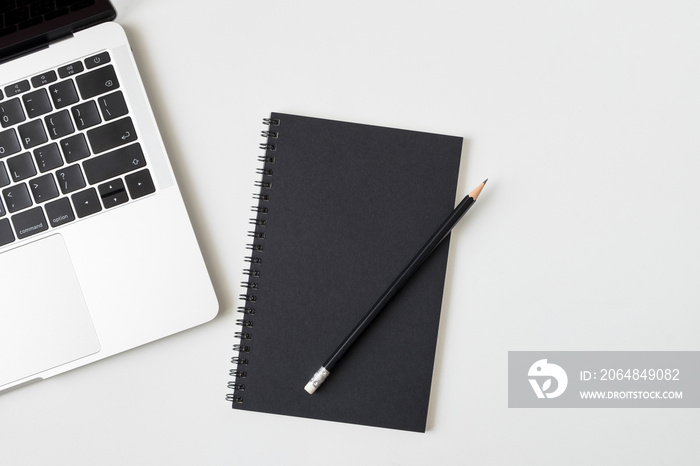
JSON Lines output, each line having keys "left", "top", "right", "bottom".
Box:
{"left": 60, "top": 133, "right": 90, "bottom": 163}
{"left": 98, "top": 178, "right": 128, "bottom": 209}
{"left": 0, "top": 128, "right": 21, "bottom": 157}
{"left": 85, "top": 51, "right": 110, "bottom": 70}
{"left": 34, "top": 143, "right": 63, "bottom": 172}
{"left": 6, "top": 152, "right": 36, "bottom": 182}
{"left": 3, "top": 80, "right": 30, "bottom": 97}
{"left": 2, "top": 182, "right": 32, "bottom": 213}
{"left": 83, "top": 143, "right": 146, "bottom": 185}
{"left": 22, "top": 89, "right": 52, "bottom": 119}
{"left": 98, "top": 91, "right": 128, "bottom": 121}
{"left": 125, "top": 169, "right": 155, "bottom": 199}
{"left": 45, "top": 110, "right": 74, "bottom": 140}
{"left": 18, "top": 119, "right": 48, "bottom": 149}
{"left": 0, "top": 161, "right": 9, "bottom": 187}
{"left": 72, "top": 187, "right": 101, "bottom": 218}
{"left": 57, "top": 61, "right": 84, "bottom": 79}
{"left": 0, "top": 218, "right": 14, "bottom": 246}
{"left": 56, "top": 164, "right": 86, "bottom": 194}
{"left": 30, "top": 0, "right": 55, "bottom": 17}
{"left": 11, "top": 206, "right": 48, "bottom": 239}
{"left": 71, "top": 100, "right": 101, "bottom": 130}
{"left": 0, "top": 98, "right": 26, "bottom": 127}
{"left": 31, "top": 70, "right": 58, "bottom": 88}
{"left": 87, "top": 117, "right": 136, "bottom": 153}
{"left": 29, "top": 173, "right": 59, "bottom": 203}
{"left": 5, "top": 8, "right": 29, "bottom": 27}
{"left": 76, "top": 65, "right": 119, "bottom": 100}
{"left": 49, "top": 79, "right": 79, "bottom": 108}
{"left": 45, "top": 197, "right": 75, "bottom": 227}
{"left": 0, "top": 1, "right": 15, "bottom": 15}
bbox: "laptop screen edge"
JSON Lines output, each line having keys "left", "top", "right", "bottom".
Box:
{"left": 0, "top": 0, "right": 117, "bottom": 64}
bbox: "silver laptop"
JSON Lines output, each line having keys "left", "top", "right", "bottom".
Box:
{"left": 0, "top": 1, "right": 218, "bottom": 392}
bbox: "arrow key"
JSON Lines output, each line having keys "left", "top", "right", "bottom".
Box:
{"left": 98, "top": 178, "right": 129, "bottom": 209}
{"left": 71, "top": 187, "right": 102, "bottom": 218}
{"left": 125, "top": 169, "right": 155, "bottom": 199}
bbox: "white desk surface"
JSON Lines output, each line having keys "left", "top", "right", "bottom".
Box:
{"left": 2, "top": 1, "right": 700, "bottom": 464}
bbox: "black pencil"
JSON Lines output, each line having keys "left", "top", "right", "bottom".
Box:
{"left": 304, "top": 179, "right": 488, "bottom": 394}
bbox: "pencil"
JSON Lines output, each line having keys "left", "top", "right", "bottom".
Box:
{"left": 304, "top": 179, "right": 488, "bottom": 394}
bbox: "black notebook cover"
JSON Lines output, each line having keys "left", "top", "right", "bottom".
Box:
{"left": 229, "top": 113, "right": 462, "bottom": 432}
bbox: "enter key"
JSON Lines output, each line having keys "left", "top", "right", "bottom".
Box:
{"left": 87, "top": 117, "right": 137, "bottom": 154}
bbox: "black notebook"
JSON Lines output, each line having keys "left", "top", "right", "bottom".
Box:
{"left": 228, "top": 113, "right": 463, "bottom": 432}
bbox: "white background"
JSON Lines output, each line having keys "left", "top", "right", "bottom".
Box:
{"left": 2, "top": 1, "right": 700, "bottom": 464}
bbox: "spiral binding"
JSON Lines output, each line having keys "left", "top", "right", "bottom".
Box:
{"left": 227, "top": 116, "right": 280, "bottom": 405}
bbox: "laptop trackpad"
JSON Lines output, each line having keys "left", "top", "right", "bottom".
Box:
{"left": 0, "top": 234, "right": 100, "bottom": 388}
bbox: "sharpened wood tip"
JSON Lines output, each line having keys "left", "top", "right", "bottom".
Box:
{"left": 469, "top": 180, "right": 488, "bottom": 200}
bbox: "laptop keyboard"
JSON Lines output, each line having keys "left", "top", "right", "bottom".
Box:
{"left": 0, "top": 50, "right": 156, "bottom": 248}
{"left": 0, "top": 1, "right": 95, "bottom": 37}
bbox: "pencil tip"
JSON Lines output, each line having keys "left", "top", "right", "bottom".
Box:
{"left": 483, "top": 179, "right": 488, "bottom": 185}
{"left": 469, "top": 181, "right": 487, "bottom": 200}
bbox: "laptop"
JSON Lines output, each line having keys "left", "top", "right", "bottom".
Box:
{"left": 0, "top": 1, "right": 218, "bottom": 392}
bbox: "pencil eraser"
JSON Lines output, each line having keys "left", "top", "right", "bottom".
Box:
{"left": 304, "top": 381, "right": 318, "bottom": 395}
{"left": 304, "top": 366, "right": 330, "bottom": 395}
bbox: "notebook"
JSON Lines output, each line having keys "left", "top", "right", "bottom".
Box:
{"left": 0, "top": 1, "right": 218, "bottom": 392}
{"left": 228, "top": 113, "right": 463, "bottom": 432}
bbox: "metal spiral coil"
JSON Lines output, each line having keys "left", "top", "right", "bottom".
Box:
{"left": 236, "top": 318, "right": 254, "bottom": 328}
{"left": 239, "top": 294, "right": 256, "bottom": 303}
{"left": 226, "top": 394, "right": 244, "bottom": 404}
{"left": 227, "top": 381, "right": 245, "bottom": 391}
{"left": 241, "top": 281, "right": 258, "bottom": 290}
{"left": 234, "top": 344, "right": 250, "bottom": 353}
{"left": 228, "top": 116, "right": 281, "bottom": 405}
